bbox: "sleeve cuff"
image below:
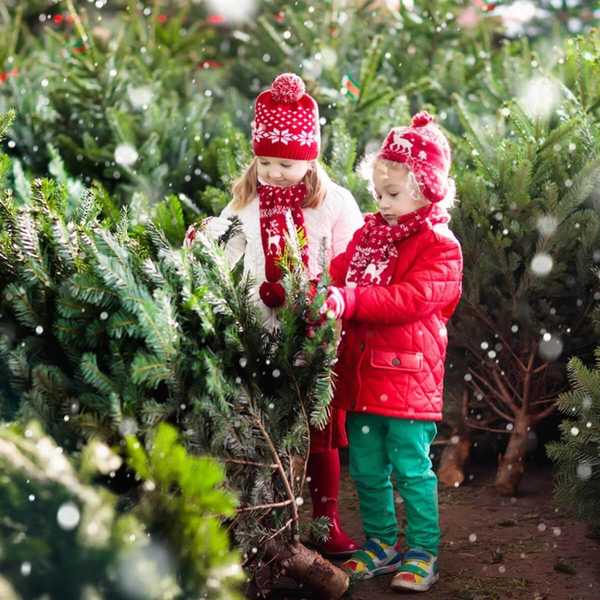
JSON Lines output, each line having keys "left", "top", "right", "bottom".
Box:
{"left": 342, "top": 286, "right": 357, "bottom": 320}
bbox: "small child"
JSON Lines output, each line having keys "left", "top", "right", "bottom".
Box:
{"left": 322, "top": 111, "right": 463, "bottom": 591}
{"left": 187, "top": 73, "right": 363, "bottom": 557}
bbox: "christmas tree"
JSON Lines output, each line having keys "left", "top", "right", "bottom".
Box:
{"left": 446, "top": 70, "right": 600, "bottom": 494}
{"left": 0, "top": 420, "right": 243, "bottom": 600}
{"left": 0, "top": 107, "right": 349, "bottom": 596}
{"left": 547, "top": 350, "right": 600, "bottom": 536}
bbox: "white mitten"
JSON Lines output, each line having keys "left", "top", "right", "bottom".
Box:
{"left": 201, "top": 216, "right": 233, "bottom": 241}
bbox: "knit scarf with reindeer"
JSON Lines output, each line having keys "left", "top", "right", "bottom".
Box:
{"left": 258, "top": 181, "right": 309, "bottom": 308}
{"left": 346, "top": 204, "right": 449, "bottom": 287}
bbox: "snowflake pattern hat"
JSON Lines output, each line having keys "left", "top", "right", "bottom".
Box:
{"left": 252, "top": 73, "right": 320, "bottom": 161}
{"left": 378, "top": 111, "right": 451, "bottom": 203}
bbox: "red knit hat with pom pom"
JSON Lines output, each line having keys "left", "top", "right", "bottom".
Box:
{"left": 378, "top": 111, "right": 451, "bottom": 203}
{"left": 251, "top": 73, "right": 320, "bottom": 161}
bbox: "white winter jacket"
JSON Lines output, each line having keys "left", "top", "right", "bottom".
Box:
{"left": 215, "top": 181, "right": 364, "bottom": 329}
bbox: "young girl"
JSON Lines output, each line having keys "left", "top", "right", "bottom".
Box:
{"left": 188, "top": 73, "right": 364, "bottom": 557}
{"left": 321, "top": 112, "right": 463, "bottom": 591}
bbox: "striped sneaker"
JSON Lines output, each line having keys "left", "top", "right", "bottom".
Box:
{"left": 341, "top": 538, "right": 403, "bottom": 581}
{"left": 390, "top": 548, "right": 439, "bottom": 592}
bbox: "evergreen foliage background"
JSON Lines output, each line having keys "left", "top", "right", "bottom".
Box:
{"left": 1, "top": 0, "right": 600, "bottom": 595}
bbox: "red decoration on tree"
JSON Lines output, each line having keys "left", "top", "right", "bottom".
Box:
{"left": 206, "top": 14, "right": 225, "bottom": 25}
{"left": 157, "top": 14, "right": 168, "bottom": 24}
{"left": 274, "top": 11, "right": 285, "bottom": 23}
{"left": 72, "top": 40, "right": 87, "bottom": 54}
{"left": 0, "top": 69, "right": 19, "bottom": 85}
{"left": 198, "top": 60, "right": 224, "bottom": 69}
{"left": 48, "top": 13, "right": 73, "bottom": 26}
{"left": 473, "top": 0, "right": 497, "bottom": 11}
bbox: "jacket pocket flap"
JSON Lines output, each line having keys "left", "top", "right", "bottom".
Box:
{"left": 370, "top": 350, "right": 423, "bottom": 372}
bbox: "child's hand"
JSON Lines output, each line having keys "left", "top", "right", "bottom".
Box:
{"left": 184, "top": 224, "right": 198, "bottom": 248}
{"left": 320, "top": 286, "right": 347, "bottom": 320}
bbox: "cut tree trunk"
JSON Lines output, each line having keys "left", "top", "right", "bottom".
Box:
{"left": 438, "top": 430, "right": 471, "bottom": 487}
{"left": 494, "top": 413, "right": 530, "bottom": 496}
{"left": 264, "top": 540, "right": 349, "bottom": 600}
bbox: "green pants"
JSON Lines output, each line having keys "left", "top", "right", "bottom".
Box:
{"left": 347, "top": 413, "right": 440, "bottom": 555}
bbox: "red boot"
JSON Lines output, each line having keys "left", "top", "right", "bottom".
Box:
{"left": 307, "top": 449, "right": 360, "bottom": 557}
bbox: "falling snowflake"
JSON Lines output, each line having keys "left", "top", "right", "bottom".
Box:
{"left": 115, "top": 542, "right": 177, "bottom": 599}
{"left": 536, "top": 215, "right": 558, "bottom": 237}
{"left": 118, "top": 418, "right": 138, "bottom": 436}
{"left": 128, "top": 85, "right": 153, "bottom": 109}
{"left": 530, "top": 252, "right": 553, "bottom": 277}
{"left": 518, "top": 76, "right": 561, "bottom": 120}
{"left": 114, "top": 143, "right": 139, "bottom": 167}
{"left": 57, "top": 502, "right": 81, "bottom": 530}
{"left": 576, "top": 461, "right": 592, "bottom": 480}
{"left": 205, "top": 0, "right": 258, "bottom": 24}
{"left": 538, "top": 335, "right": 563, "bottom": 361}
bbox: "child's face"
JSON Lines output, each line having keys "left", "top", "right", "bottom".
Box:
{"left": 373, "top": 161, "right": 430, "bottom": 224}
{"left": 256, "top": 156, "right": 312, "bottom": 187}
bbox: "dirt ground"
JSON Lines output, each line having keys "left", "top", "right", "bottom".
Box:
{"left": 283, "top": 463, "right": 600, "bottom": 600}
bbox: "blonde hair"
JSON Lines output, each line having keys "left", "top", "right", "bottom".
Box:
{"left": 230, "top": 157, "right": 330, "bottom": 210}
{"left": 358, "top": 154, "right": 457, "bottom": 210}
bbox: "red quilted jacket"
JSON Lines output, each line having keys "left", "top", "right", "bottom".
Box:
{"left": 329, "top": 218, "right": 463, "bottom": 421}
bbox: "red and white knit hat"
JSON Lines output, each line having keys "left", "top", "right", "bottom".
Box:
{"left": 251, "top": 73, "right": 320, "bottom": 161}
{"left": 378, "top": 111, "right": 451, "bottom": 203}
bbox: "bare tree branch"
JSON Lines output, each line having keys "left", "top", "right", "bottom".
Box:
{"left": 224, "top": 458, "right": 278, "bottom": 469}
{"left": 462, "top": 301, "right": 527, "bottom": 372}
{"left": 522, "top": 351, "right": 535, "bottom": 413}
{"left": 254, "top": 415, "right": 299, "bottom": 538}
{"left": 470, "top": 378, "right": 514, "bottom": 422}
{"left": 237, "top": 499, "right": 295, "bottom": 513}
{"left": 464, "top": 419, "right": 510, "bottom": 434}
{"left": 491, "top": 366, "right": 522, "bottom": 412}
